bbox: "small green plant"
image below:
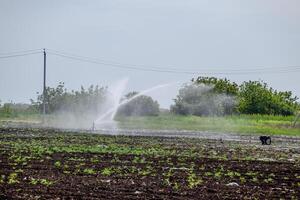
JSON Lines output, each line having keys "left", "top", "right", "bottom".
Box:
{"left": 252, "top": 177, "right": 258, "bottom": 183}
{"left": 83, "top": 168, "right": 96, "bottom": 175}
{"left": 187, "top": 172, "right": 203, "bottom": 188}
{"left": 214, "top": 171, "right": 222, "bottom": 179}
{"left": 91, "top": 158, "right": 99, "bottom": 163}
{"left": 30, "top": 178, "right": 39, "bottom": 185}
{"left": 0, "top": 175, "right": 5, "bottom": 184}
{"left": 8, "top": 173, "right": 19, "bottom": 184}
{"left": 173, "top": 182, "right": 180, "bottom": 190}
{"left": 54, "top": 161, "right": 61, "bottom": 168}
{"left": 204, "top": 172, "right": 213, "bottom": 176}
{"left": 30, "top": 178, "right": 53, "bottom": 186}
{"left": 240, "top": 176, "right": 246, "bottom": 183}
{"left": 15, "top": 169, "right": 23, "bottom": 173}
{"left": 138, "top": 168, "right": 152, "bottom": 176}
{"left": 40, "top": 179, "right": 53, "bottom": 186}
{"left": 101, "top": 167, "right": 113, "bottom": 176}
{"left": 264, "top": 177, "right": 273, "bottom": 183}
{"left": 162, "top": 168, "right": 173, "bottom": 186}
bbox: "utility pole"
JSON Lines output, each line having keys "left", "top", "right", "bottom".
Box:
{"left": 43, "top": 48, "right": 47, "bottom": 123}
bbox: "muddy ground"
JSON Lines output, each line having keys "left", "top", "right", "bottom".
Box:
{"left": 0, "top": 127, "right": 299, "bottom": 199}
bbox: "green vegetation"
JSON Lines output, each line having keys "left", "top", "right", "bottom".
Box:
{"left": 32, "top": 82, "right": 107, "bottom": 115}
{"left": 238, "top": 80, "right": 298, "bottom": 115}
{"left": 8, "top": 173, "right": 19, "bottom": 184}
{"left": 30, "top": 178, "right": 53, "bottom": 186}
{"left": 171, "top": 76, "right": 299, "bottom": 116}
{"left": 0, "top": 128, "right": 298, "bottom": 199}
{"left": 1, "top": 77, "right": 299, "bottom": 136}
{"left": 117, "top": 114, "right": 300, "bottom": 136}
{"left": 170, "top": 81, "right": 237, "bottom": 116}
{"left": 83, "top": 168, "right": 96, "bottom": 175}
{"left": 116, "top": 91, "right": 160, "bottom": 117}
{"left": 0, "top": 102, "right": 39, "bottom": 120}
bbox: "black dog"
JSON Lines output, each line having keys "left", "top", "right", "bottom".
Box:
{"left": 259, "top": 136, "right": 271, "bottom": 145}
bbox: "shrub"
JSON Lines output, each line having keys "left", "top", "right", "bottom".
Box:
{"left": 170, "top": 82, "right": 236, "bottom": 116}
{"left": 238, "top": 81, "right": 298, "bottom": 115}
{"left": 171, "top": 77, "right": 299, "bottom": 116}
{"left": 116, "top": 92, "right": 160, "bottom": 116}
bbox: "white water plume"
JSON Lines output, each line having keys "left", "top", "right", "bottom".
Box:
{"left": 95, "top": 82, "right": 177, "bottom": 127}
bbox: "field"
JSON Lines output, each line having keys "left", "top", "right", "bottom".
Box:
{"left": 117, "top": 114, "right": 300, "bottom": 136}
{"left": 1, "top": 113, "right": 300, "bottom": 136}
{"left": 0, "top": 127, "right": 299, "bottom": 199}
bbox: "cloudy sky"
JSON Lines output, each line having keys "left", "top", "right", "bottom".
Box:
{"left": 0, "top": 0, "right": 300, "bottom": 108}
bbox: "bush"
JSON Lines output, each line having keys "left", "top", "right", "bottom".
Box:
{"left": 238, "top": 81, "right": 298, "bottom": 115}
{"left": 170, "top": 83, "right": 236, "bottom": 116}
{"left": 171, "top": 77, "right": 299, "bottom": 116}
{"left": 192, "top": 76, "right": 239, "bottom": 95}
{"left": 0, "top": 103, "right": 36, "bottom": 118}
{"left": 31, "top": 82, "right": 108, "bottom": 117}
{"left": 116, "top": 92, "right": 160, "bottom": 116}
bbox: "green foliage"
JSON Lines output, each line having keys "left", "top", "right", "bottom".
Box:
{"left": 83, "top": 168, "right": 96, "bottom": 175}
{"left": 187, "top": 170, "right": 203, "bottom": 188}
{"left": 0, "top": 103, "right": 13, "bottom": 118}
{"left": 0, "top": 175, "right": 5, "bottom": 184}
{"left": 116, "top": 92, "right": 160, "bottom": 116}
{"left": 170, "top": 82, "right": 236, "bottom": 116}
{"left": 101, "top": 167, "right": 114, "bottom": 176}
{"left": 8, "top": 172, "right": 19, "bottom": 184}
{"left": 117, "top": 114, "right": 300, "bottom": 136}
{"left": 0, "top": 102, "right": 37, "bottom": 118}
{"left": 238, "top": 80, "right": 299, "bottom": 115}
{"left": 54, "top": 161, "right": 61, "bottom": 168}
{"left": 30, "top": 178, "right": 53, "bottom": 186}
{"left": 31, "top": 82, "right": 107, "bottom": 115}
{"left": 193, "top": 76, "right": 239, "bottom": 95}
{"left": 172, "top": 77, "right": 299, "bottom": 116}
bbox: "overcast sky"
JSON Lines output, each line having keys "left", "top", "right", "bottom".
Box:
{"left": 0, "top": 0, "right": 300, "bottom": 108}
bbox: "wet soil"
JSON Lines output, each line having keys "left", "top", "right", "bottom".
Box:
{"left": 0, "top": 128, "right": 299, "bottom": 199}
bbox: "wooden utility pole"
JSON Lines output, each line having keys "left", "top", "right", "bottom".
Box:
{"left": 43, "top": 48, "right": 47, "bottom": 122}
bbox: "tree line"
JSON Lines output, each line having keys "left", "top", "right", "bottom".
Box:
{"left": 0, "top": 77, "right": 299, "bottom": 118}
{"left": 171, "top": 77, "right": 299, "bottom": 116}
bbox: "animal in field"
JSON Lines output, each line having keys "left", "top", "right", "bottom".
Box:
{"left": 259, "top": 136, "right": 271, "bottom": 145}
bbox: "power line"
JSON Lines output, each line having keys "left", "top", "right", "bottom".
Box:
{"left": 0, "top": 48, "right": 43, "bottom": 56}
{"left": 47, "top": 50, "right": 300, "bottom": 75}
{"left": 1, "top": 48, "right": 300, "bottom": 75}
{"left": 47, "top": 52, "right": 200, "bottom": 74}
{"left": 46, "top": 48, "right": 300, "bottom": 72}
{"left": 0, "top": 51, "right": 42, "bottom": 59}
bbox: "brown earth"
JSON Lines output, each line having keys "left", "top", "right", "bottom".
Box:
{"left": 0, "top": 128, "right": 299, "bottom": 199}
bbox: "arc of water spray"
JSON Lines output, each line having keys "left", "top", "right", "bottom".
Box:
{"left": 95, "top": 82, "right": 179, "bottom": 124}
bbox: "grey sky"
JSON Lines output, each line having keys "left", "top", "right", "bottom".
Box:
{"left": 0, "top": 0, "right": 300, "bottom": 108}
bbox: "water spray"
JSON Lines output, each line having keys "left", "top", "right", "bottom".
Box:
{"left": 94, "top": 80, "right": 182, "bottom": 129}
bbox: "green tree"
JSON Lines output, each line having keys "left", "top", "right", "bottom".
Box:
{"left": 171, "top": 82, "right": 236, "bottom": 116}
{"left": 192, "top": 76, "right": 239, "bottom": 95}
{"left": 116, "top": 92, "right": 160, "bottom": 116}
{"left": 238, "top": 81, "right": 298, "bottom": 115}
{"left": 31, "top": 82, "right": 108, "bottom": 117}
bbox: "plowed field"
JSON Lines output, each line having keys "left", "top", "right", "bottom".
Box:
{"left": 0, "top": 128, "right": 299, "bottom": 199}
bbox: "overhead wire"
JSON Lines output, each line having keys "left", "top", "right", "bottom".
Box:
{"left": 0, "top": 48, "right": 43, "bottom": 55}
{"left": 0, "top": 51, "right": 42, "bottom": 59}
{"left": 1, "top": 48, "right": 300, "bottom": 75}
{"left": 46, "top": 48, "right": 300, "bottom": 72}
{"left": 47, "top": 49, "right": 300, "bottom": 75}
